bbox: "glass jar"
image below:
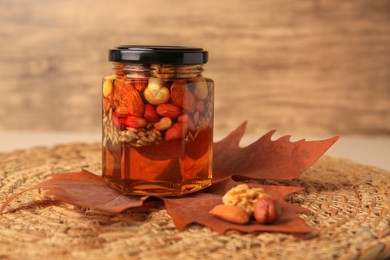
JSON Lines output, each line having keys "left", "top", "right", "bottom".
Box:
{"left": 102, "top": 46, "right": 214, "bottom": 196}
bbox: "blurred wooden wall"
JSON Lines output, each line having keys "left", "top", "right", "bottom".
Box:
{"left": 1, "top": 0, "right": 389, "bottom": 136}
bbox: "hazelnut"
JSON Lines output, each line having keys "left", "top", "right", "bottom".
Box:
{"left": 253, "top": 197, "right": 281, "bottom": 224}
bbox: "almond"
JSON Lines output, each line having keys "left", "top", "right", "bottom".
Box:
{"left": 154, "top": 117, "right": 172, "bottom": 131}
{"left": 177, "top": 114, "right": 196, "bottom": 132}
{"left": 125, "top": 116, "right": 147, "bottom": 129}
{"left": 209, "top": 204, "right": 250, "bottom": 225}
{"left": 114, "top": 79, "right": 145, "bottom": 117}
{"left": 165, "top": 123, "right": 188, "bottom": 142}
{"left": 156, "top": 104, "right": 182, "bottom": 118}
{"left": 144, "top": 104, "right": 160, "bottom": 123}
{"left": 170, "top": 80, "right": 196, "bottom": 113}
{"left": 253, "top": 197, "right": 281, "bottom": 224}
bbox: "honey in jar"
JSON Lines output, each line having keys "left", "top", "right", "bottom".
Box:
{"left": 102, "top": 46, "right": 214, "bottom": 196}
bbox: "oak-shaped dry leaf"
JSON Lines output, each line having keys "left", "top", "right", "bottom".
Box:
{"left": 213, "top": 122, "right": 339, "bottom": 182}
{"left": 0, "top": 170, "right": 152, "bottom": 214}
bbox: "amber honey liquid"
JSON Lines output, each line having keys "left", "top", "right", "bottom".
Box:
{"left": 102, "top": 70, "right": 214, "bottom": 196}
{"left": 103, "top": 126, "right": 212, "bottom": 196}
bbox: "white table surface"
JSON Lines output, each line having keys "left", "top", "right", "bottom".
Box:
{"left": 0, "top": 132, "right": 389, "bottom": 172}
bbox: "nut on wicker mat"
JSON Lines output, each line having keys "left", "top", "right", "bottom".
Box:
{"left": 0, "top": 143, "right": 389, "bottom": 260}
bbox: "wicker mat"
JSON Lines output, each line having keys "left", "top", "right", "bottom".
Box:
{"left": 0, "top": 143, "right": 389, "bottom": 260}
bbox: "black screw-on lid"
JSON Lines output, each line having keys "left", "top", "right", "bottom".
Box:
{"left": 108, "top": 45, "right": 208, "bottom": 65}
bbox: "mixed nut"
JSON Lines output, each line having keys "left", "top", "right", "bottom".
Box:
{"left": 209, "top": 184, "right": 281, "bottom": 225}
{"left": 102, "top": 67, "right": 213, "bottom": 148}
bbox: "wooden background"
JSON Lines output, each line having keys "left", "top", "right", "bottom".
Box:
{"left": 1, "top": 0, "right": 389, "bottom": 137}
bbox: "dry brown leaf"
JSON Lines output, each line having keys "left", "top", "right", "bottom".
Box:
{"left": 0, "top": 122, "right": 339, "bottom": 235}
{"left": 214, "top": 122, "right": 339, "bottom": 182}
{"left": 0, "top": 170, "right": 152, "bottom": 214}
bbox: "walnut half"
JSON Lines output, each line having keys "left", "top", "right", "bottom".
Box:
{"left": 222, "top": 184, "right": 270, "bottom": 214}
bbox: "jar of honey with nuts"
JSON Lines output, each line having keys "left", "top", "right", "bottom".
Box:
{"left": 102, "top": 46, "right": 214, "bottom": 196}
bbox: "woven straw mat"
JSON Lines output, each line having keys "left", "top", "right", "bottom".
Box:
{"left": 0, "top": 143, "right": 389, "bottom": 260}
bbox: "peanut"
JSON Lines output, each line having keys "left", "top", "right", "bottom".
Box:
{"left": 125, "top": 116, "right": 147, "bottom": 129}
{"left": 165, "top": 123, "right": 188, "bottom": 142}
{"left": 154, "top": 117, "right": 172, "bottom": 131}
{"left": 156, "top": 104, "right": 182, "bottom": 118}
{"left": 177, "top": 114, "right": 196, "bottom": 132}
{"left": 144, "top": 104, "right": 160, "bottom": 123}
